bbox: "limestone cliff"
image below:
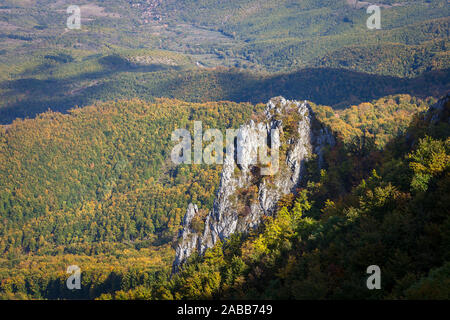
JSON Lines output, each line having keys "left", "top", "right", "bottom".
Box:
{"left": 172, "top": 97, "right": 335, "bottom": 273}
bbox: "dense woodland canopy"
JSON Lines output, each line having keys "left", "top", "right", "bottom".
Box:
{"left": 0, "top": 94, "right": 448, "bottom": 299}
{"left": 103, "top": 95, "right": 450, "bottom": 300}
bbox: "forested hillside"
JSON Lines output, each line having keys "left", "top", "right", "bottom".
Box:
{"left": 0, "top": 98, "right": 261, "bottom": 299}
{"left": 105, "top": 95, "right": 450, "bottom": 300}
{"left": 160, "top": 0, "right": 450, "bottom": 73}
{"left": 0, "top": 0, "right": 448, "bottom": 124}
{"left": 1, "top": 65, "right": 448, "bottom": 124}
{"left": 0, "top": 0, "right": 448, "bottom": 301}
{"left": 0, "top": 94, "right": 445, "bottom": 299}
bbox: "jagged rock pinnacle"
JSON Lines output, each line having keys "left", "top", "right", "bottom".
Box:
{"left": 172, "top": 97, "right": 335, "bottom": 273}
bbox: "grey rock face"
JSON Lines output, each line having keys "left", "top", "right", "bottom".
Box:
{"left": 172, "top": 97, "right": 335, "bottom": 273}
{"left": 172, "top": 203, "right": 200, "bottom": 271}
{"left": 427, "top": 94, "right": 450, "bottom": 125}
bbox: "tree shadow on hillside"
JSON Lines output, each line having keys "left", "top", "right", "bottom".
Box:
{"left": 223, "top": 68, "right": 450, "bottom": 108}
{"left": 0, "top": 54, "right": 186, "bottom": 124}
{"left": 0, "top": 66, "right": 448, "bottom": 125}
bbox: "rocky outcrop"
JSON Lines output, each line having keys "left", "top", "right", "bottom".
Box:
{"left": 426, "top": 93, "right": 450, "bottom": 125}
{"left": 172, "top": 203, "right": 200, "bottom": 270}
{"left": 172, "top": 97, "right": 335, "bottom": 273}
